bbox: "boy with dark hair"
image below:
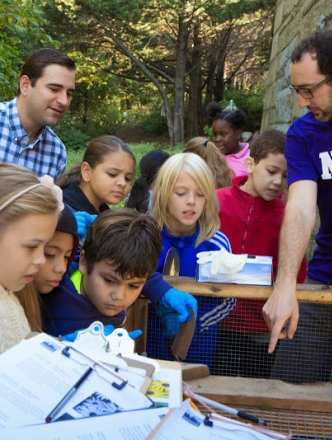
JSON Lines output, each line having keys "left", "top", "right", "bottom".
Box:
{"left": 212, "top": 129, "right": 307, "bottom": 377}
{"left": 40, "top": 208, "right": 162, "bottom": 336}
{"left": 0, "top": 48, "right": 76, "bottom": 180}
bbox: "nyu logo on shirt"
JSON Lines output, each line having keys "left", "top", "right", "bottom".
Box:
{"left": 319, "top": 151, "right": 332, "bottom": 180}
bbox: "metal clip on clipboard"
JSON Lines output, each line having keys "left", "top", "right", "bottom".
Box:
{"left": 106, "top": 328, "right": 160, "bottom": 372}
{"left": 70, "top": 322, "right": 128, "bottom": 370}
{"left": 70, "top": 321, "right": 160, "bottom": 372}
{"left": 62, "top": 345, "right": 128, "bottom": 390}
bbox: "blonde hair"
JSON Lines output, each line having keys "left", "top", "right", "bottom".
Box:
{"left": 184, "top": 137, "right": 233, "bottom": 188}
{"left": 152, "top": 152, "right": 220, "bottom": 246}
{"left": 0, "top": 163, "right": 59, "bottom": 331}
{"left": 16, "top": 285, "right": 42, "bottom": 333}
{"left": 0, "top": 163, "right": 59, "bottom": 229}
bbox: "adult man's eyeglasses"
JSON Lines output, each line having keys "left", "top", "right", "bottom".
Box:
{"left": 288, "top": 76, "right": 332, "bottom": 99}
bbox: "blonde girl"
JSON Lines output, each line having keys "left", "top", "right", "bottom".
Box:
{"left": 148, "top": 153, "right": 236, "bottom": 368}
{"left": 58, "top": 135, "right": 136, "bottom": 214}
{"left": 0, "top": 163, "right": 60, "bottom": 353}
{"left": 184, "top": 137, "right": 233, "bottom": 189}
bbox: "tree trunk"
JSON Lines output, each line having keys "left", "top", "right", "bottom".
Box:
{"left": 101, "top": 21, "right": 176, "bottom": 144}
{"left": 214, "top": 58, "right": 225, "bottom": 103}
{"left": 187, "top": 26, "right": 203, "bottom": 139}
{"left": 173, "top": 5, "right": 190, "bottom": 145}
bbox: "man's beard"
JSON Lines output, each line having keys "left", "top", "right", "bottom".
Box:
{"left": 310, "top": 103, "right": 332, "bottom": 122}
{"left": 316, "top": 88, "right": 332, "bottom": 121}
{"left": 312, "top": 109, "right": 332, "bottom": 122}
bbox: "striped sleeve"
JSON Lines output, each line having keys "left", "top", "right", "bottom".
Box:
{"left": 208, "top": 230, "right": 232, "bottom": 253}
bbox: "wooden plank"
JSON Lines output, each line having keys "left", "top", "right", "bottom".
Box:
{"left": 181, "top": 363, "right": 210, "bottom": 381}
{"left": 126, "top": 295, "right": 148, "bottom": 355}
{"left": 186, "top": 375, "right": 332, "bottom": 412}
{"left": 164, "top": 276, "right": 332, "bottom": 303}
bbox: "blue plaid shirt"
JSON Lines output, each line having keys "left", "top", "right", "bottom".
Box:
{"left": 0, "top": 98, "right": 66, "bottom": 180}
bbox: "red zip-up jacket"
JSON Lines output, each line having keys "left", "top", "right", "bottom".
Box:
{"left": 216, "top": 175, "right": 307, "bottom": 332}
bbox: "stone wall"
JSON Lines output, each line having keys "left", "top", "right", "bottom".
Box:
{"left": 261, "top": 0, "right": 332, "bottom": 132}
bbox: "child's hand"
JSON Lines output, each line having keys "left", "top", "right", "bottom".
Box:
{"left": 155, "top": 288, "right": 197, "bottom": 337}
{"left": 159, "top": 287, "right": 197, "bottom": 321}
{"left": 74, "top": 211, "right": 97, "bottom": 242}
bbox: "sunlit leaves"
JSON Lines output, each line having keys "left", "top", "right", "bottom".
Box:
{"left": 0, "top": 0, "right": 55, "bottom": 100}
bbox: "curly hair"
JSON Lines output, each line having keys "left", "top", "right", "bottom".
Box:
{"left": 206, "top": 102, "right": 248, "bottom": 131}
{"left": 291, "top": 29, "right": 332, "bottom": 77}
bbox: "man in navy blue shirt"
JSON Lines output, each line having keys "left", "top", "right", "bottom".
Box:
{"left": 0, "top": 48, "right": 75, "bottom": 181}
{"left": 263, "top": 29, "right": 332, "bottom": 383}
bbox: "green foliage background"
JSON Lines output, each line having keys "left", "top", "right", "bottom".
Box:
{"left": 1, "top": 0, "right": 274, "bottom": 147}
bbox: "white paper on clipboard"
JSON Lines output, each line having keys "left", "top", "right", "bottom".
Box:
{"left": 0, "top": 333, "right": 152, "bottom": 429}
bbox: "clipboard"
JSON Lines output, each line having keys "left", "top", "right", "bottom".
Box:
{"left": 147, "top": 406, "right": 177, "bottom": 439}
{"left": 64, "top": 344, "right": 153, "bottom": 394}
{"left": 121, "top": 356, "right": 156, "bottom": 377}
{"left": 0, "top": 333, "right": 153, "bottom": 429}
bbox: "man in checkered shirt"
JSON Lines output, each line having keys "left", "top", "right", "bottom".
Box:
{"left": 0, "top": 48, "right": 76, "bottom": 181}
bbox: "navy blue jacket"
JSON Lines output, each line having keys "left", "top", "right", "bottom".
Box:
{"left": 147, "top": 227, "right": 237, "bottom": 368}
{"left": 41, "top": 271, "right": 166, "bottom": 336}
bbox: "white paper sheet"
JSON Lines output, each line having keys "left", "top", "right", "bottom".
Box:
{"left": 52, "top": 363, "right": 152, "bottom": 422}
{"left": 2, "top": 407, "right": 169, "bottom": 440}
{"left": 147, "top": 360, "right": 182, "bottom": 408}
{"left": 149, "top": 399, "right": 288, "bottom": 440}
{"left": 0, "top": 334, "right": 152, "bottom": 429}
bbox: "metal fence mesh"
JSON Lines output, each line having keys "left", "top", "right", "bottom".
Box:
{"left": 146, "top": 294, "right": 332, "bottom": 437}
{"left": 147, "top": 298, "right": 332, "bottom": 382}
{"left": 195, "top": 402, "right": 332, "bottom": 438}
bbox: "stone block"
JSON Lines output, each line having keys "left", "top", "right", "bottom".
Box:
{"left": 262, "top": 0, "right": 332, "bottom": 129}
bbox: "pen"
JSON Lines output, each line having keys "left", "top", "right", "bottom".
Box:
{"left": 185, "top": 391, "right": 267, "bottom": 426}
{"left": 45, "top": 365, "right": 94, "bottom": 423}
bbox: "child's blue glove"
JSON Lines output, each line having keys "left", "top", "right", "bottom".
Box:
{"left": 74, "top": 212, "right": 97, "bottom": 242}
{"left": 62, "top": 325, "right": 142, "bottom": 342}
{"left": 159, "top": 288, "right": 197, "bottom": 321}
{"left": 155, "top": 288, "right": 198, "bottom": 337}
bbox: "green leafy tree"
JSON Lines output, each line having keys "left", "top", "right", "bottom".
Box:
{"left": 0, "top": 0, "right": 55, "bottom": 101}
{"left": 43, "top": 0, "right": 275, "bottom": 144}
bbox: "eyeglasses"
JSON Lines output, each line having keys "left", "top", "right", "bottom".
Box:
{"left": 288, "top": 76, "right": 332, "bottom": 99}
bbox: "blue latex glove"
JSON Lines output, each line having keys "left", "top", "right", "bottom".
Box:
{"left": 62, "top": 324, "right": 142, "bottom": 342}
{"left": 74, "top": 212, "right": 97, "bottom": 243}
{"left": 155, "top": 288, "right": 198, "bottom": 337}
{"left": 159, "top": 288, "right": 197, "bottom": 322}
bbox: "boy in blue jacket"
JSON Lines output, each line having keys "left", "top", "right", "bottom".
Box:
{"left": 36, "top": 207, "right": 196, "bottom": 337}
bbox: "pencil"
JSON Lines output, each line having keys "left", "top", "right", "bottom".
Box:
{"left": 45, "top": 365, "right": 94, "bottom": 423}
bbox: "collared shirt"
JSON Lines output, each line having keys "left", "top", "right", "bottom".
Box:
{"left": 0, "top": 98, "right": 66, "bottom": 180}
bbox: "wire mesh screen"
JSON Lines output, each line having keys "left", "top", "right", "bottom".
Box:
{"left": 195, "top": 402, "right": 332, "bottom": 438}
{"left": 147, "top": 296, "right": 332, "bottom": 383}
{"left": 146, "top": 293, "right": 332, "bottom": 437}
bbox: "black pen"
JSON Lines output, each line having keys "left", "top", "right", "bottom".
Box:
{"left": 45, "top": 365, "right": 94, "bottom": 423}
{"left": 186, "top": 391, "right": 267, "bottom": 426}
